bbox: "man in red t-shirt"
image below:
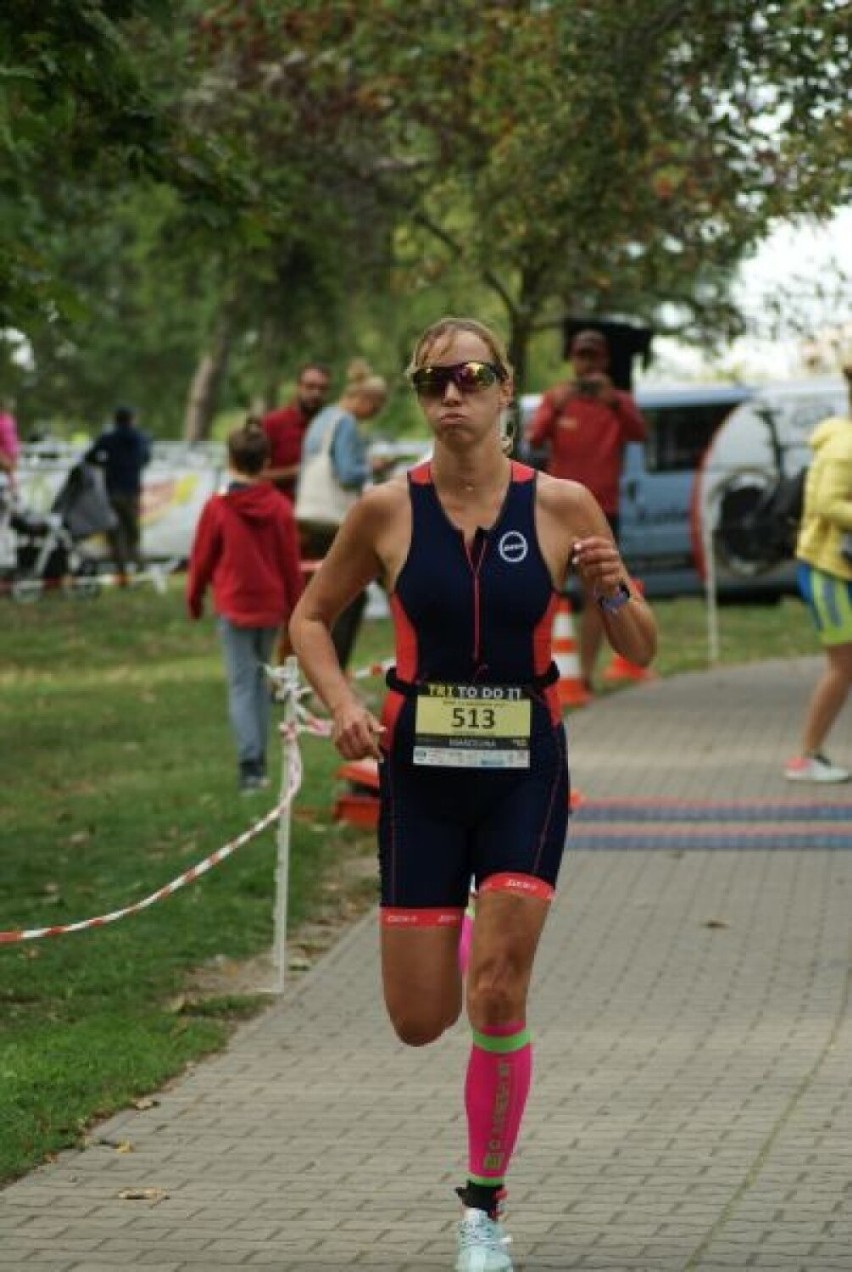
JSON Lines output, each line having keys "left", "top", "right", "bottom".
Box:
{"left": 261, "top": 362, "right": 331, "bottom": 501}
{"left": 526, "top": 328, "right": 647, "bottom": 689}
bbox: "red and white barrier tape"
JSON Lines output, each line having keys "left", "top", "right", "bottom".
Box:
{"left": 352, "top": 657, "right": 394, "bottom": 681}
{"left": 0, "top": 657, "right": 390, "bottom": 945}
{"left": 0, "top": 722, "right": 303, "bottom": 946}
{"left": 0, "top": 560, "right": 179, "bottom": 602}
{"left": 266, "top": 663, "right": 333, "bottom": 739}
{"left": 285, "top": 672, "right": 387, "bottom": 739}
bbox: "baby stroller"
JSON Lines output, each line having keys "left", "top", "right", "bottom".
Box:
{"left": 1, "top": 461, "right": 117, "bottom": 601}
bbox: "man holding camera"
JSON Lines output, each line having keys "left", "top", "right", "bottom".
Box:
{"left": 525, "top": 328, "right": 647, "bottom": 691}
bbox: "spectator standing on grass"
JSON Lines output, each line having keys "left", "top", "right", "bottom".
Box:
{"left": 525, "top": 328, "right": 646, "bottom": 691}
{"left": 261, "top": 362, "right": 332, "bottom": 501}
{"left": 0, "top": 397, "right": 20, "bottom": 573}
{"left": 186, "top": 420, "right": 302, "bottom": 794}
{"left": 785, "top": 364, "right": 852, "bottom": 784}
{"left": 0, "top": 397, "right": 21, "bottom": 486}
{"left": 85, "top": 405, "right": 151, "bottom": 579}
{"left": 295, "top": 357, "right": 390, "bottom": 671}
{"left": 289, "top": 315, "right": 657, "bottom": 1271}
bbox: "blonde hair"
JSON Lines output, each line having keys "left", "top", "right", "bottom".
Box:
{"left": 343, "top": 357, "right": 387, "bottom": 405}
{"left": 406, "top": 316, "right": 514, "bottom": 382}
{"left": 407, "top": 317, "right": 516, "bottom": 454}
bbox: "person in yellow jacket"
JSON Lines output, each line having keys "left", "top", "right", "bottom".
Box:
{"left": 785, "top": 380, "right": 852, "bottom": 783}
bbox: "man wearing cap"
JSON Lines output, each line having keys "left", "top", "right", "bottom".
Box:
{"left": 526, "top": 329, "right": 647, "bottom": 690}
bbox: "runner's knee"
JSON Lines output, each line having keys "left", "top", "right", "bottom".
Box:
{"left": 466, "top": 961, "right": 528, "bottom": 1030}
{"left": 390, "top": 1006, "right": 460, "bottom": 1048}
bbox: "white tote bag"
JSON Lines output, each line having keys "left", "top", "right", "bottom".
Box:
{"left": 294, "top": 410, "right": 358, "bottom": 528}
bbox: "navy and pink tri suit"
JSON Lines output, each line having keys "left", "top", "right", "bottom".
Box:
{"left": 378, "top": 460, "right": 570, "bottom": 922}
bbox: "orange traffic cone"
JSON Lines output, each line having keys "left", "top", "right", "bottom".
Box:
{"left": 602, "top": 578, "right": 657, "bottom": 684}
{"left": 552, "top": 597, "right": 591, "bottom": 708}
{"left": 333, "top": 758, "right": 380, "bottom": 828}
{"left": 602, "top": 652, "right": 657, "bottom": 684}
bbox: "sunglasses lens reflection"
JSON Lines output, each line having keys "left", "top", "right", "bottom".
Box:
{"left": 412, "top": 361, "right": 501, "bottom": 396}
{"left": 456, "top": 362, "right": 498, "bottom": 390}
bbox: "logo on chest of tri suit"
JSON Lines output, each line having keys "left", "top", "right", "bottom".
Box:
{"left": 497, "top": 531, "right": 528, "bottom": 564}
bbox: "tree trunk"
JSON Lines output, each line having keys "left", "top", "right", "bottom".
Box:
{"left": 182, "top": 305, "right": 238, "bottom": 442}
{"left": 254, "top": 313, "right": 286, "bottom": 416}
{"left": 505, "top": 265, "right": 548, "bottom": 398}
{"left": 507, "top": 319, "right": 530, "bottom": 397}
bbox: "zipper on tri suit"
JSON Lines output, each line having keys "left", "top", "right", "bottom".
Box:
{"left": 464, "top": 527, "right": 489, "bottom": 671}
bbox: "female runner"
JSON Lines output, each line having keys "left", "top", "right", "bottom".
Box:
{"left": 289, "top": 316, "right": 657, "bottom": 1271}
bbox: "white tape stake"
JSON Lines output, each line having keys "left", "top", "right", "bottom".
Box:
{"left": 1, "top": 659, "right": 312, "bottom": 949}
{"left": 269, "top": 658, "right": 302, "bottom": 992}
{"left": 0, "top": 656, "right": 368, "bottom": 950}
{"left": 701, "top": 478, "right": 721, "bottom": 665}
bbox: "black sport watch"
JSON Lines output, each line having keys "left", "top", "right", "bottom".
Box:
{"left": 596, "top": 582, "right": 631, "bottom": 614}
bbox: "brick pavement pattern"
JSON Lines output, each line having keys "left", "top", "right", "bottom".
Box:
{"left": 1, "top": 656, "right": 851, "bottom": 1271}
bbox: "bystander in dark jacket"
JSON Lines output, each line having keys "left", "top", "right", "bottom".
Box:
{"left": 85, "top": 406, "right": 151, "bottom": 577}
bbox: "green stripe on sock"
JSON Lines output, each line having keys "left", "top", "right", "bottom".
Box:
{"left": 471, "top": 1026, "right": 531, "bottom": 1054}
{"left": 468, "top": 1172, "right": 506, "bottom": 1187}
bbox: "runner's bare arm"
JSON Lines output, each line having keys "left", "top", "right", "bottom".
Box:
{"left": 289, "top": 483, "right": 406, "bottom": 759}
{"left": 536, "top": 474, "right": 657, "bottom": 667}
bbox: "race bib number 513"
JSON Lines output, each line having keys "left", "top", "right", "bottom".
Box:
{"left": 413, "top": 683, "right": 531, "bottom": 769}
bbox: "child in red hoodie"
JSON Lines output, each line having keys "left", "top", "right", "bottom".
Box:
{"left": 187, "top": 421, "right": 302, "bottom": 792}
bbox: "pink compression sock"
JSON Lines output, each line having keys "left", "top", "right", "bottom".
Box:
{"left": 464, "top": 1021, "right": 532, "bottom": 1185}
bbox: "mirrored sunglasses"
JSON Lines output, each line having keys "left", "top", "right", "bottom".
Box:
{"left": 410, "top": 360, "right": 505, "bottom": 397}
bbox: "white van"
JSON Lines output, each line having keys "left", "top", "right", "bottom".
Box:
{"left": 521, "top": 376, "right": 849, "bottom": 600}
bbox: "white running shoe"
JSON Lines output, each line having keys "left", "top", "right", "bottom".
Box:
{"left": 784, "top": 753, "right": 850, "bottom": 783}
{"left": 455, "top": 1207, "right": 513, "bottom": 1272}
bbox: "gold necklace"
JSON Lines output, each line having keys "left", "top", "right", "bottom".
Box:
{"left": 436, "top": 462, "right": 510, "bottom": 499}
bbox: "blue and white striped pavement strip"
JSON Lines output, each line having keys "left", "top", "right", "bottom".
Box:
{"left": 568, "top": 796, "right": 852, "bottom": 850}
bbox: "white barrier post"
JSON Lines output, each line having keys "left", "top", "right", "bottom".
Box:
{"left": 270, "top": 656, "right": 301, "bottom": 993}
{"left": 701, "top": 477, "right": 721, "bottom": 665}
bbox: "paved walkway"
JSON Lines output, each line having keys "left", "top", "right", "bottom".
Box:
{"left": 2, "top": 657, "right": 851, "bottom": 1271}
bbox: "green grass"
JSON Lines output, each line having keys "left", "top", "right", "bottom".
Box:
{"left": 0, "top": 581, "right": 817, "bottom": 1183}
{"left": 633, "top": 591, "right": 817, "bottom": 677}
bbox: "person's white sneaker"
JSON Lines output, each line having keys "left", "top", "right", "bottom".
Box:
{"left": 455, "top": 1207, "right": 513, "bottom": 1272}
{"left": 784, "top": 753, "right": 851, "bottom": 783}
